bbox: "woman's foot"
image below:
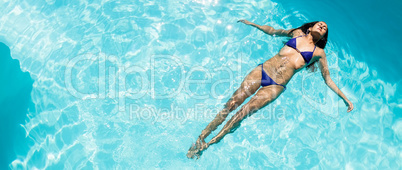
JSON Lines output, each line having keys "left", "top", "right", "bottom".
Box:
{"left": 186, "top": 138, "right": 208, "bottom": 159}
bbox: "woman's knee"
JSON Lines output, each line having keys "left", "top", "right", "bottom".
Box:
{"left": 238, "top": 95, "right": 274, "bottom": 116}
{"left": 238, "top": 104, "right": 260, "bottom": 117}
{"left": 225, "top": 98, "right": 242, "bottom": 111}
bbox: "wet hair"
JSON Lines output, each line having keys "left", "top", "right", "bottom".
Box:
{"left": 289, "top": 21, "right": 329, "bottom": 71}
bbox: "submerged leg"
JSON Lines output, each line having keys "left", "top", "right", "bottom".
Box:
{"left": 208, "top": 85, "right": 284, "bottom": 146}
{"left": 198, "top": 66, "right": 263, "bottom": 141}
{"left": 187, "top": 67, "right": 262, "bottom": 159}
{"left": 197, "top": 88, "right": 254, "bottom": 142}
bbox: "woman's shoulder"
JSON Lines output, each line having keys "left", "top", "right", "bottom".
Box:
{"left": 289, "top": 29, "right": 305, "bottom": 37}
{"left": 314, "top": 47, "right": 326, "bottom": 57}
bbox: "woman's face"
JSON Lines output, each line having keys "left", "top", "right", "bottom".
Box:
{"left": 310, "top": 22, "right": 327, "bottom": 38}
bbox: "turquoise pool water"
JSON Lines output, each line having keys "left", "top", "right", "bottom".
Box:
{"left": 0, "top": 0, "right": 401, "bottom": 169}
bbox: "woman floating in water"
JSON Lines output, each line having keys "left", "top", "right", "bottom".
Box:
{"left": 187, "top": 20, "right": 354, "bottom": 159}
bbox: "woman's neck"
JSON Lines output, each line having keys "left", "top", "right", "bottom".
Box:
{"left": 307, "top": 33, "right": 321, "bottom": 44}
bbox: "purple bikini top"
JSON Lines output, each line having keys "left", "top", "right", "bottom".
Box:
{"left": 285, "top": 35, "right": 316, "bottom": 64}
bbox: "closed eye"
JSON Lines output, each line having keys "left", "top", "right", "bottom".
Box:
{"left": 319, "top": 23, "right": 327, "bottom": 30}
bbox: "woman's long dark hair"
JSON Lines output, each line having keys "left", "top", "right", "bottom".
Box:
{"left": 289, "top": 21, "right": 329, "bottom": 72}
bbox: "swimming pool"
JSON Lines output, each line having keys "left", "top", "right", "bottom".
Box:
{"left": 0, "top": 0, "right": 401, "bottom": 169}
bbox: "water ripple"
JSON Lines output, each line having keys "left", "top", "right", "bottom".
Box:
{"left": 0, "top": 0, "right": 400, "bottom": 169}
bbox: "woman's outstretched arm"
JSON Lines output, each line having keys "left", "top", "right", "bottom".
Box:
{"left": 237, "top": 19, "right": 292, "bottom": 37}
{"left": 318, "top": 52, "right": 354, "bottom": 112}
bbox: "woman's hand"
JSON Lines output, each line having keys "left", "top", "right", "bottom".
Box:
{"left": 237, "top": 19, "right": 252, "bottom": 25}
{"left": 345, "top": 100, "right": 354, "bottom": 112}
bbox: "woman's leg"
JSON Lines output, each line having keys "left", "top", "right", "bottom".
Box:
{"left": 207, "top": 85, "right": 284, "bottom": 146}
{"left": 187, "top": 66, "right": 262, "bottom": 159}
{"left": 197, "top": 67, "right": 262, "bottom": 143}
